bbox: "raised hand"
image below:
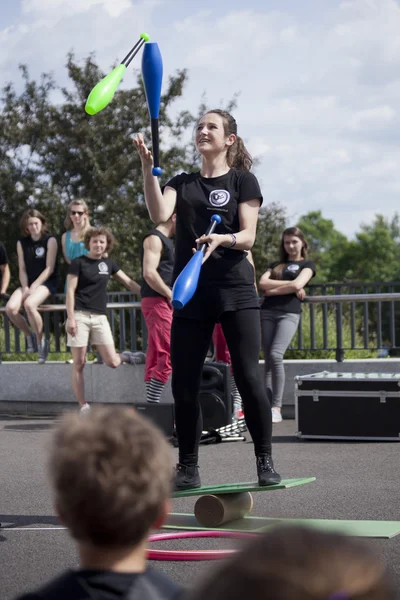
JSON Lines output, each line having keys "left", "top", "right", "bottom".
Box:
{"left": 133, "top": 133, "right": 153, "bottom": 170}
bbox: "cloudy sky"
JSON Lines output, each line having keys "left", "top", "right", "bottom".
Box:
{"left": 1, "top": 0, "right": 400, "bottom": 238}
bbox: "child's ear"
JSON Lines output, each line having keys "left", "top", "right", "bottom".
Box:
{"left": 152, "top": 500, "right": 170, "bottom": 530}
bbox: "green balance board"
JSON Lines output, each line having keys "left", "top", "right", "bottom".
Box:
{"left": 172, "top": 477, "right": 316, "bottom": 498}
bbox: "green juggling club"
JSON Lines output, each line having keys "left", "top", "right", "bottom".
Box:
{"left": 85, "top": 32, "right": 150, "bottom": 115}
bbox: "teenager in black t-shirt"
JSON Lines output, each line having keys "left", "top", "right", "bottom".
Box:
{"left": 259, "top": 227, "right": 316, "bottom": 423}
{"left": 66, "top": 227, "right": 141, "bottom": 412}
{"left": 5, "top": 209, "right": 58, "bottom": 364}
{"left": 0, "top": 240, "right": 10, "bottom": 303}
{"left": 135, "top": 109, "right": 280, "bottom": 490}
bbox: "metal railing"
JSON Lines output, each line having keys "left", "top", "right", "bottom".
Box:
{"left": 1, "top": 287, "right": 400, "bottom": 362}
{"left": 0, "top": 292, "right": 144, "bottom": 360}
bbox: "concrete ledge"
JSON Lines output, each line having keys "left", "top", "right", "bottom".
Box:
{"left": 1, "top": 359, "right": 399, "bottom": 417}
{"left": 0, "top": 362, "right": 173, "bottom": 416}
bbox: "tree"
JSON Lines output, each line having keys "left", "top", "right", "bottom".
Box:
{"left": 336, "top": 214, "right": 400, "bottom": 283}
{"left": 296, "top": 211, "right": 350, "bottom": 284}
{"left": 252, "top": 202, "right": 287, "bottom": 280}
{"left": 0, "top": 55, "right": 199, "bottom": 286}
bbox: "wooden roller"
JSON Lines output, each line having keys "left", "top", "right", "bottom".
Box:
{"left": 194, "top": 492, "right": 254, "bottom": 527}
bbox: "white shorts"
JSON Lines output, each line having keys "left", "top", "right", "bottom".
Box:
{"left": 67, "top": 311, "right": 114, "bottom": 348}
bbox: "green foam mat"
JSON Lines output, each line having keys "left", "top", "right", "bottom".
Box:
{"left": 164, "top": 513, "right": 400, "bottom": 539}
{"left": 172, "top": 477, "right": 316, "bottom": 498}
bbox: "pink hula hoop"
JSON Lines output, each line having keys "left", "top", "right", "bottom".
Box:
{"left": 147, "top": 530, "right": 256, "bottom": 561}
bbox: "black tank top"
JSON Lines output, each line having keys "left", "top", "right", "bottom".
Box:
{"left": 19, "top": 234, "right": 58, "bottom": 287}
{"left": 140, "top": 229, "right": 174, "bottom": 298}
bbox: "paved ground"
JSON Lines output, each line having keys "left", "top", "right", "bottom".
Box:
{"left": 1, "top": 416, "right": 399, "bottom": 599}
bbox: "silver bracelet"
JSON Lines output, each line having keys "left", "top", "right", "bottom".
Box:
{"left": 228, "top": 233, "right": 237, "bottom": 248}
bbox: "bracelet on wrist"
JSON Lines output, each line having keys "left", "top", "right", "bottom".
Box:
{"left": 227, "top": 233, "right": 237, "bottom": 248}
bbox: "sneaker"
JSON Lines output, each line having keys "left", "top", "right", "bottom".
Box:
{"left": 174, "top": 463, "right": 201, "bottom": 491}
{"left": 271, "top": 407, "right": 283, "bottom": 423}
{"left": 37, "top": 339, "right": 49, "bottom": 365}
{"left": 26, "top": 333, "right": 35, "bottom": 353}
{"left": 80, "top": 403, "right": 91, "bottom": 413}
{"left": 120, "top": 351, "right": 146, "bottom": 365}
{"left": 256, "top": 454, "right": 281, "bottom": 486}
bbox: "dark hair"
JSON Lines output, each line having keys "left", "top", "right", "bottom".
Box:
{"left": 84, "top": 226, "right": 115, "bottom": 252}
{"left": 202, "top": 109, "right": 253, "bottom": 171}
{"left": 270, "top": 227, "right": 309, "bottom": 280}
{"left": 189, "top": 525, "right": 395, "bottom": 600}
{"left": 20, "top": 209, "right": 48, "bottom": 236}
{"left": 279, "top": 227, "right": 308, "bottom": 261}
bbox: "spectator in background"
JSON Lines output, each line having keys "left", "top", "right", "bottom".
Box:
{"left": 5, "top": 210, "right": 58, "bottom": 364}
{"left": 189, "top": 525, "right": 396, "bottom": 600}
{"left": 259, "top": 227, "right": 315, "bottom": 423}
{"left": 141, "top": 214, "right": 176, "bottom": 403}
{"left": 66, "top": 226, "right": 141, "bottom": 412}
{"left": 15, "top": 406, "right": 184, "bottom": 600}
{"left": 0, "top": 240, "right": 11, "bottom": 303}
{"left": 61, "top": 199, "right": 91, "bottom": 272}
{"left": 61, "top": 199, "right": 91, "bottom": 364}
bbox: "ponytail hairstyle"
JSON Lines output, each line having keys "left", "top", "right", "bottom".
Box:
{"left": 203, "top": 109, "right": 253, "bottom": 171}
{"left": 271, "top": 227, "right": 309, "bottom": 280}
{"left": 64, "top": 199, "right": 91, "bottom": 240}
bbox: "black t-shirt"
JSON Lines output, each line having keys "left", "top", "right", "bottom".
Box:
{"left": 0, "top": 241, "right": 8, "bottom": 288}
{"left": 0, "top": 241, "right": 8, "bottom": 266}
{"left": 19, "top": 234, "right": 58, "bottom": 287}
{"left": 141, "top": 229, "right": 175, "bottom": 298}
{"left": 261, "top": 260, "right": 316, "bottom": 314}
{"left": 15, "top": 566, "right": 184, "bottom": 600}
{"left": 68, "top": 256, "right": 120, "bottom": 314}
{"left": 166, "top": 169, "right": 262, "bottom": 287}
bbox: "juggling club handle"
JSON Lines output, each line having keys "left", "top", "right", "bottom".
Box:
{"left": 198, "top": 219, "right": 219, "bottom": 253}
{"left": 122, "top": 33, "right": 150, "bottom": 67}
{"left": 151, "top": 118, "right": 160, "bottom": 165}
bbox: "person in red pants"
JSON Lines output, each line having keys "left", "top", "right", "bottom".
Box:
{"left": 141, "top": 215, "right": 176, "bottom": 403}
{"left": 212, "top": 323, "right": 243, "bottom": 419}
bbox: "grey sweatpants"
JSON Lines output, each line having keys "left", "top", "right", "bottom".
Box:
{"left": 260, "top": 310, "right": 301, "bottom": 408}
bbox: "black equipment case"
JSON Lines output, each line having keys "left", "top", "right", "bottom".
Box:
{"left": 295, "top": 371, "right": 400, "bottom": 441}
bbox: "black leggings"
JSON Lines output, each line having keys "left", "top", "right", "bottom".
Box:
{"left": 171, "top": 309, "right": 272, "bottom": 464}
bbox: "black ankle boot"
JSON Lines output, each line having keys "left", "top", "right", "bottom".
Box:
{"left": 256, "top": 454, "right": 281, "bottom": 486}
{"left": 174, "top": 463, "right": 201, "bottom": 491}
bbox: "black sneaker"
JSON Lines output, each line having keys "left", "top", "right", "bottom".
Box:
{"left": 174, "top": 463, "right": 201, "bottom": 491}
{"left": 256, "top": 454, "right": 281, "bottom": 486}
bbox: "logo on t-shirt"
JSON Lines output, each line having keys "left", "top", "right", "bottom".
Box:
{"left": 209, "top": 189, "right": 230, "bottom": 207}
{"left": 287, "top": 264, "right": 300, "bottom": 272}
{"left": 98, "top": 262, "right": 109, "bottom": 275}
{"left": 35, "top": 247, "right": 45, "bottom": 258}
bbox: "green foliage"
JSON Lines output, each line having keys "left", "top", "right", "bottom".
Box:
{"left": 0, "top": 55, "right": 199, "bottom": 287}
{"left": 285, "top": 303, "right": 377, "bottom": 360}
{"left": 252, "top": 202, "right": 287, "bottom": 279}
{"left": 296, "top": 211, "right": 350, "bottom": 284}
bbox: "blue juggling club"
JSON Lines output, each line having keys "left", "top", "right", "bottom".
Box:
{"left": 141, "top": 42, "right": 163, "bottom": 176}
{"left": 172, "top": 214, "right": 222, "bottom": 310}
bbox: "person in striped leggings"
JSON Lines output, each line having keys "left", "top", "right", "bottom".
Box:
{"left": 141, "top": 215, "right": 176, "bottom": 403}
